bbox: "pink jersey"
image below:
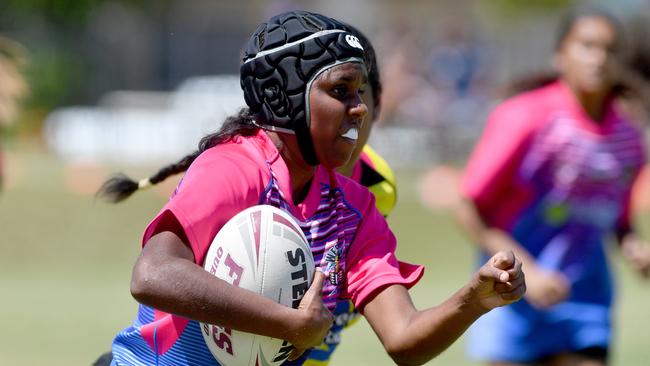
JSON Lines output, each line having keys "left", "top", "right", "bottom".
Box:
{"left": 110, "top": 129, "right": 423, "bottom": 366}
{"left": 462, "top": 81, "right": 646, "bottom": 232}
{"left": 463, "top": 80, "right": 647, "bottom": 364}
{"left": 144, "top": 129, "right": 422, "bottom": 307}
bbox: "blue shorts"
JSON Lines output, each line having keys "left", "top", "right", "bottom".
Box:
{"left": 466, "top": 299, "right": 611, "bottom": 363}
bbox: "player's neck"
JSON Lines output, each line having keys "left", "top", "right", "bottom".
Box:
{"left": 566, "top": 82, "right": 610, "bottom": 123}
{"left": 578, "top": 91, "right": 609, "bottom": 123}
{"left": 265, "top": 130, "right": 317, "bottom": 204}
{"left": 337, "top": 162, "right": 354, "bottom": 178}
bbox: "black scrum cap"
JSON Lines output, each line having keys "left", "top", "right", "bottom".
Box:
{"left": 240, "top": 10, "right": 366, "bottom": 165}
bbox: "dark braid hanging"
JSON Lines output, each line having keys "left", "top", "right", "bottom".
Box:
{"left": 96, "top": 108, "right": 258, "bottom": 203}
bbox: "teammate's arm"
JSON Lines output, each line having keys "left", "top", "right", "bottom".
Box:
{"left": 617, "top": 230, "right": 650, "bottom": 278}
{"left": 614, "top": 165, "right": 650, "bottom": 279}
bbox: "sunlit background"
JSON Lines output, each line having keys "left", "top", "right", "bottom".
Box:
{"left": 1, "top": 0, "right": 649, "bottom": 365}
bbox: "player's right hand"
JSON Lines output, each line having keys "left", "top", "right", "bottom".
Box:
{"left": 287, "top": 269, "right": 333, "bottom": 361}
{"left": 524, "top": 267, "right": 570, "bottom": 309}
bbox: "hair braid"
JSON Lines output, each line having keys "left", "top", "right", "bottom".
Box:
{"left": 97, "top": 108, "right": 258, "bottom": 203}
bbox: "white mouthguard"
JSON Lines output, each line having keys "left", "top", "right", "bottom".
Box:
{"left": 342, "top": 128, "right": 358, "bottom": 140}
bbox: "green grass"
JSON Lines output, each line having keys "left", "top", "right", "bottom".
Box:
{"left": 1, "top": 145, "right": 649, "bottom": 365}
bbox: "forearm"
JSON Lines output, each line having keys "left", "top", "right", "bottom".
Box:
{"left": 364, "top": 285, "right": 485, "bottom": 366}
{"left": 365, "top": 252, "right": 525, "bottom": 365}
{"left": 394, "top": 287, "right": 486, "bottom": 365}
{"left": 131, "top": 233, "right": 298, "bottom": 342}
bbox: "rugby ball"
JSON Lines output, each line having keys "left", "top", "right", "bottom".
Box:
{"left": 200, "top": 205, "right": 314, "bottom": 366}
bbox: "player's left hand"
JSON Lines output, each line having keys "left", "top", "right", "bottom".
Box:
{"left": 469, "top": 250, "right": 526, "bottom": 311}
{"left": 287, "top": 270, "right": 333, "bottom": 361}
{"left": 621, "top": 236, "right": 650, "bottom": 279}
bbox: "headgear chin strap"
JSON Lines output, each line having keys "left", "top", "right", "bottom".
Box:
{"left": 240, "top": 11, "right": 365, "bottom": 166}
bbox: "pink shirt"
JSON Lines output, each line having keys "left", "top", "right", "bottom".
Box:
{"left": 461, "top": 81, "right": 646, "bottom": 232}
{"left": 143, "top": 129, "right": 422, "bottom": 309}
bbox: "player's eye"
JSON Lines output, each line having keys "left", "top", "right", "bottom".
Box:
{"left": 331, "top": 85, "right": 348, "bottom": 99}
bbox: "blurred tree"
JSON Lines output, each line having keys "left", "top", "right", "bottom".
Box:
{"left": 0, "top": 0, "right": 110, "bottom": 131}
{"left": 0, "top": 0, "right": 177, "bottom": 123}
{"left": 0, "top": 36, "right": 29, "bottom": 128}
{"left": 491, "top": 0, "right": 576, "bottom": 13}
{"left": 2, "top": 0, "right": 101, "bottom": 27}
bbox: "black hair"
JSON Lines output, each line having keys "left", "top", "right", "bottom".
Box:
{"left": 553, "top": 5, "right": 624, "bottom": 52}
{"left": 96, "top": 108, "right": 258, "bottom": 202}
{"left": 623, "top": 16, "right": 650, "bottom": 112}
{"left": 628, "top": 16, "right": 650, "bottom": 81}
{"left": 504, "top": 5, "right": 628, "bottom": 98}
{"left": 97, "top": 24, "right": 382, "bottom": 204}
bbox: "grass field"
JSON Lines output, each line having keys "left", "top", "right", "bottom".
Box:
{"left": 1, "top": 143, "right": 649, "bottom": 365}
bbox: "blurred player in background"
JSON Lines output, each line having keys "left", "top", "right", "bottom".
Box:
{"left": 0, "top": 36, "right": 29, "bottom": 191}
{"left": 96, "top": 10, "right": 524, "bottom": 366}
{"left": 456, "top": 5, "right": 650, "bottom": 366}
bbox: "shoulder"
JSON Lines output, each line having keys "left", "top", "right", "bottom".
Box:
{"left": 493, "top": 83, "right": 557, "bottom": 117}
{"left": 609, "top": 108, "right": 648, "bottom": 150}
{"left": 176, "top": 135, "right": 272, "bottom": 196}
{"left": 189, "top": 146, "right": 255, "bottom": 180}
{"left": 611, "top": 103, "right": 646, "bottom": 132}
{"left": 484, "top": 83, "right": 561, "bottom": 137}
{"left": 195, "top": 133, "right": 275, "bottom": 172}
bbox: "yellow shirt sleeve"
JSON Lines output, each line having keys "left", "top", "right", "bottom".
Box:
{"left": 360, "top": 145, "right": 397, "bottom": 217}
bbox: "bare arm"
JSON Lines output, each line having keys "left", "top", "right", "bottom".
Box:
{"left": 363, "top": 251, "right": 525, "bottom": 366}
{"left": 454, "top": 198, "right": 570, "bottom": 309}
{"left": 618, "top": 231, "right": 650, "bottom": 278}
{"left": 130, "top": 231, "right": 332, "bottom": 354}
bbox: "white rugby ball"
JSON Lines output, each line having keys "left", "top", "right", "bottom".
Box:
{"left": 200, "top": 205, "right": 315, "bottom": 366}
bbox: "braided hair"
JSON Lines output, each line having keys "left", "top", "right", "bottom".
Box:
{"left": 97, "top": 10, "right": 371, "bottom": 203}
{"left": 97, "top": 108, "right": 258, "bottom": 202}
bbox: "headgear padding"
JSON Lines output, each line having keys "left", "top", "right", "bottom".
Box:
{"left": 240, "top": 10, "right": 365, "bottom": 165}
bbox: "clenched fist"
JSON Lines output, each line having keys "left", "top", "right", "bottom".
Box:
{"left": 468, "top": 251, "right": 526, "bottom": 311}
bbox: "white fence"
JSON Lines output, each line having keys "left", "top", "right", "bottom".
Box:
{"left": 44, "top": 75, "right": 479, "bottom": 168}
